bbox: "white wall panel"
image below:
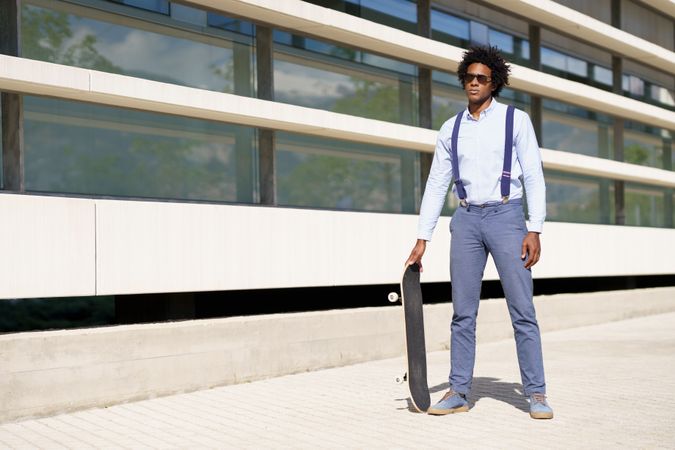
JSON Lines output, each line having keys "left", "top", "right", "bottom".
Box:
{"left": 0, "top": 194, "right": 672, "bottom": 299}
{"left": 95, "top": 200, "right": 439, "bottom": 294}
{"left": 96, "top": 198, "right": 675, "bottom": 295}
{"left": 537, "top": 222, "right": 675, "bottom": 279}
{"left": 0, "top": 194, "right": 95, "bottom": 299}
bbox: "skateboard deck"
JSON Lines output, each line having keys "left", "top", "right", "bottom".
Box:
{"left": 399, "top": 263, "right": 431, "bottom": 412}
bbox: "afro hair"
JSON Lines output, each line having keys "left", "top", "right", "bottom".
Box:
{"left": 457, "top": 45, "right": 511, "bottom": 98}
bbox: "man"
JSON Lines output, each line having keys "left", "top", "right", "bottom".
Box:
{"left": 405, "top": 46, "right": 553, "bottom": 419}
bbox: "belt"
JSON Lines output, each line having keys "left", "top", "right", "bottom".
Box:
{"left": 461, "top": 198, "right": 522, "bottom": 209}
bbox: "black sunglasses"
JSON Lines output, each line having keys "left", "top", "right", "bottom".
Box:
{"left": 463, "top": 73, "right": 492, "bottom": 84}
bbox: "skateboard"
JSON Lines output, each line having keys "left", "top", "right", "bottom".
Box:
{"left": 388, "top": 263, "right": 431, "bottom": 413}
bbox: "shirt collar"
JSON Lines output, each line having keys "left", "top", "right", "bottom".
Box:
{"left": 465, "top": 97, "right": 498, "bottom": 121}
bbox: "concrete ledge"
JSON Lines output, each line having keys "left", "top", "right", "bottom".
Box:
{"left": 1, "top": 287, "right": 675, "bottom": 423}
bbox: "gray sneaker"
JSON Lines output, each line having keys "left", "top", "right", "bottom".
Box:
{"left": 529, "top": 393, "right": 554, "bottom": 419}
{"left": 427, "top": 390, "right": 469, "bottom": 415}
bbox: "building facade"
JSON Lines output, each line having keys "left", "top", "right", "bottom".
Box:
{"left": 1, "top": 0, "right": 674, "bottom": 329}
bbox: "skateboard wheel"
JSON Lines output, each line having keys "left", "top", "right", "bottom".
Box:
{"left": 394, "top": 372, "right": 408, "bottom": 384}
{"left": 387, "top": 292, "right": 399, "bottom": 303}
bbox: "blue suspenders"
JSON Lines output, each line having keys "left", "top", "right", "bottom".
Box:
{"left": 450, "top": 105, "right": 515, "bottom": 206}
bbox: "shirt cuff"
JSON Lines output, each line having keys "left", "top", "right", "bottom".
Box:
{"left": 417, "top": 231, "right": 433, "bottom": 242}
{"left": 527, "top": 221, "right": 544, "bottom": 234}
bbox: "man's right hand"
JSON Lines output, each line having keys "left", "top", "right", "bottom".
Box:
{"left": 405, "top": 239, "right": 427, "bottom": 271}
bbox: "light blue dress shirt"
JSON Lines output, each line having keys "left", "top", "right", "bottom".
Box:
{"left": 417, "top": 98, "right": 546, "bottom": 241}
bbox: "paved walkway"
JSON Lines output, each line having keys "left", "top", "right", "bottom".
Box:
{"left": 1, "top": 312, "right": 674, "bottom": 449}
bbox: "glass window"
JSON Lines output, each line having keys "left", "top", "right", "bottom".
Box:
{"left": 21, "top": 3, "right": 255, "bottom": 95}
{"left": 361, "top": 0, "right": 416, "bottom": 27}
{"left": 274, "top": 43, "right": 417, "bottom": 126}
{"left": 276, "top": 132, "right": 418, "bottom": 213}
{"left": 545, "top": 170, "right": 614, "bottom": 225}
{"left": 501, "top": 88, "right": 532, "bottom": 113}
{"left": 650, "top": 85, "right": 675, "bottom": 107}
{"left": 541, "top": 47, "right": 566, "bottom": 72}
{"left": 593, "top": 65, "right": 613, "bottom": 86}
{"left": 541, "top": 47, "right": 588, "bottom": 79}
{"left": 274, "top": 30, "right": 360, "bottom": 63}
{"left": 489, "top": 29, "right": 514, "bottom": 54}
{"left": 627, "top": 75, "right": 645, "bottom": 96}
{"left": 207, "top": 13, "right": 254, "bottom": 35}
{"left": 305, "top": 38, "right": 341, "bottom": 56}
{"left": 566, "top": 56, "right": 587, "bottom": 77}
{"left": 111, "top": 0, "right": 169, "bottom": 14}
{"left": 542, "top": 99, "right": 613, "bottom": 159}
{"left": 431, "top": 10, "right": 470, "bottom": 44}
{"left": 470, "top": 21, "right": 489, "bottom": 46}
{"left": 520, "top": 40, "right": 530, "bottom": 60}
{"left": 24, "top": 97, "right": 257, "bottom": 203}
{"left": 306, "top": 0, "right": 416, "bottom": 33}
{"left": 624, "top": 124, "right": 665, "bottom": 170}
{"left": 625, "top": 183, "right": 666, "bottom": 228}
{"left": 622, "top": 75, "right": 645, "bottom": 97}
{"left": 170, "top": 4, "right": 206, "bottom": 27}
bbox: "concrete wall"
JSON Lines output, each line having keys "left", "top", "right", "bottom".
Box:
{"left": 2, "top": 287, "right": 675, "bottom": 423}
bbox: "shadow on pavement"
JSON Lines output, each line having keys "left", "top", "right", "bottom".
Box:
{"left": 396, "top": 378, "right": 529, "bottom": 414}
{"left": 469, "top": 377, "right": 529, "bottom": 413}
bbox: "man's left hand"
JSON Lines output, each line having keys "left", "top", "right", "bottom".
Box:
{"left": 521, "top": 232, "right": 541, "bottom": 269}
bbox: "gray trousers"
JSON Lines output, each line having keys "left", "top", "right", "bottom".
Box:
{"left": 449, "top": 199, "right": 546, "bottom": 396}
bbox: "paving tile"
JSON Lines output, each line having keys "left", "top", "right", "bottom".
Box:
{"left": 1, "top": 312, "right": 674, "bottom": 448}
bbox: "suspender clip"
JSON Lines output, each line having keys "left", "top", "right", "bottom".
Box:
{"left": 502, "top": 196, "right": 509, "bottom": 204}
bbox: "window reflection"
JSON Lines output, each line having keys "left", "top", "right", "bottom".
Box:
{"left": 431, "top": 9, "right": 470, "bottom": 46}
{"left": 624, "top": 123, "right": 670, "bottom": 170}
{"left": 625, "top": 183, "right": 666, "bottom": 228}
{"left": 307, "top": 0, "right": 416, "bottom": 33}
{"left": 111, "top": 0, "right": 169, "bottom": 14}
{"left": 24, "top": 97, "right": 256, "bottom": 203}
{"left": 22, "top": 2, "right": 254, "bottom": 95}
{"left": 361, "top": 0, "right": 416, "bottom": 32}
{"left": 277, "top": 133, "right": 416, "bottom": 213}
{"left": 489, "top": 29, "right": 514, "bottom": 54}
{"left": 273, "top": 37, "right": 417, "bottom": 126}
{"left": 542, "top": 99, "right": 613, "bottom": 159}
{"left": 593, "top": 66, "right": 613, "bottom": 86}
{"left": 545, "top": 170, "right": 613, "bottom": 225}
